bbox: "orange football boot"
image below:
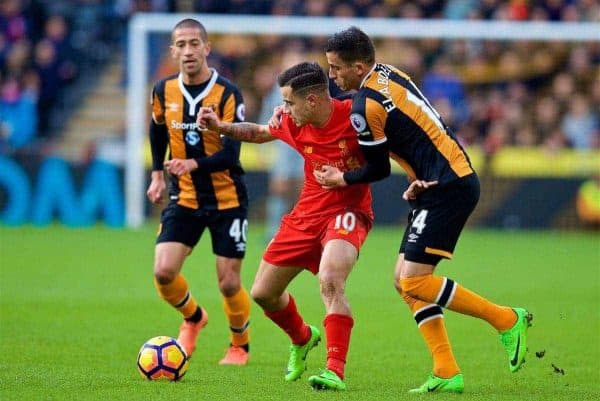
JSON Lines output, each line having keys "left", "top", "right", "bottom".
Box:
{"left": 177, "top": 307, "right": 208, "bottom": 358}
{"left": 219, "top": 345, "right": 249, "bottom": 365}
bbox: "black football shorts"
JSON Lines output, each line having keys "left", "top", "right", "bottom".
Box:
{"left": 400, "top": 173, "right": 480, "bottom": 265}
{"left": 157, "top": 203, "right": 248, "bottom": 259}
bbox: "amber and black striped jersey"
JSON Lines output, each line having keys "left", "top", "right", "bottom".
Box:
{"left": 150, "top": 68, "right": 248, "bottom": 212}
{"left": 345, "top": 63, "right": 473, "bottom": 186}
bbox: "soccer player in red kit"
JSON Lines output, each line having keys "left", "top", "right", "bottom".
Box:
{"left": 197, "top": 62, "right": 373, "bottom": 391}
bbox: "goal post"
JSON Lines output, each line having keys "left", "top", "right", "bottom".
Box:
{"left": 126, "top": 13, "right": 598, "bottom": 228}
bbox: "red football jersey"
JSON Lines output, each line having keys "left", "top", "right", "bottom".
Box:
{"left": 269, "top": 99, "right": 373, "bottom": 225}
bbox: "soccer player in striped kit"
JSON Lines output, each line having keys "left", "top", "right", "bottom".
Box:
{"left": 147, "top": 19, "right": 251, "bottom": 366}
{"left": 320, "top": 26, "right": 532, "bottom": 393}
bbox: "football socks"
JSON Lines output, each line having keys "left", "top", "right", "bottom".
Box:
{"left": 402, "top": 293, "right": 460, "bottom": 378}
{"left": 223, "top": 287, "right": 251, "bottom": 347}
{"left": 264, "top": 294, "right": 311, "bottom": 345}
{"left": 154, "top": 274, "right": 198, "bottom": 319}
{"left": 323, "top": 314, "right": 353, "bottom": 380}
{"left": 400, "top": 275, "right": 517, "bottom": 331}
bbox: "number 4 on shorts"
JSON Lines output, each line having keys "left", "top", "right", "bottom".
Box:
{"left": 411, "top": 210, "right": 428, "bottom": 234}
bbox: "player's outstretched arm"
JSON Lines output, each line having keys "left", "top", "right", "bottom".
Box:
{"left": 197, "top": 106, "right": 275, "bottom": 144}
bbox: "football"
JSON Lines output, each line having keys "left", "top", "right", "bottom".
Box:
{"left": 137, "top": 336, "right": 189, "bottom": 381}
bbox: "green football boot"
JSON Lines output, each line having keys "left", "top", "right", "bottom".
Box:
{"left": 308, "top": 369, "right": 347, "bottom": 391}
{"left": 284, "top": 325, "right": 321, "bottom": 381}
{"left": 409, "top": 373, "right": 464, "bottom": 394}
{"left": 500, "top": 308, "right": 533, "bottom": 373}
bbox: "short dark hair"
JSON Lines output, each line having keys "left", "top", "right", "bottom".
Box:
{"left": 325, "top": 26, "right": 375, "bottom": 65}
{"left": 277, "top": 62, "right": 329, "bottom": 95}
{"left": 172, "top": 18, "right": 208, "bottom": 42}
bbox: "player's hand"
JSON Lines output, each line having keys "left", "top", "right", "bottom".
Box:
{"left": 146, "top": 172, "right": 166, "bottom": 204}
{"left": 197, "top": 106, "right": 220, "bottom": 131}
{"left": 164, "top": 158, "right": 198, "bottom": 177}
{"left": 314, "top": 165, "right": 347, "bottom": 189}
{"left": 402, "top": 180, "right": 438, "bottom": 200}
{"left": 268, "top": 105, "right": 285, "bottom": 128}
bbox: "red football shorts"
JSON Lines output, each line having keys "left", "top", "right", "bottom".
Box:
{"left": 262, "top": 209, "right": 372, "bottom": 274}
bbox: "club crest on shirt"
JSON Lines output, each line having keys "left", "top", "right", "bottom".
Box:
{"left": 350, "top": 113, "right": 367, "bottom": 132}
{"left": 186, "top": 130, "right": 200, "bottom": 146}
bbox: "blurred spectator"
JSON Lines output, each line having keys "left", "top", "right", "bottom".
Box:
{"left": 0, "top": 75, "right": 37, "bottom": 152}
{"left": 3, "top": 39, "right": 31, "bottom": 78}
{"left": 568, "top": 45, "right": 596, "bottom": 89}
{"left": 543, "top": 127, "right": 568, "bottom": 152}
{"left": 43, "top": 15, "right": 77, "bottom": 82}
{"left": 514, "top": 124, "right": 537, "bottom": 147}
{"left": 444, "top": 0, "right": 478, "bottom": 19}
{"left": 422, "top": 56, "right": 469, "bottom": 125}
{"left": 33, "top": 39, "right": 61, "bottom": 135}
{"left": 0, "top": 0, "right": 27, "bottom": 44}
{"left": 561, "top": 93, "right": 599, "bottom": 149}
{"left": 0, "top": 32, "right": 7, "bottom": 66}
{"left": 533, "top": 96, "right": 560, "bottom": 142}
{"left": 483, "top": 121, "right": 510, "bottom": 155}
{"left": 551, "top": 72, "right": 576, "bottom": 113}
{"left": 259, "top": 50, "right": 305, "bottom": 241}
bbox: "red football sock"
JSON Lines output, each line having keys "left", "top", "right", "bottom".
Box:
{"left": 324, "top": 314, "right": 354, "bottom": 380}
{"left": 264, "top": 294, "right": 310, "bottom": 345}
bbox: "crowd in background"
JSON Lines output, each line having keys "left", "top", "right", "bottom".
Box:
{"left": 182, "top": 0, "right": 599, "bottom": 154}
{"left": 0, "top": 0, "right": 118, "bottom": 153}
{"left": 1, "top": 0, "right": 598, "bottom": 155}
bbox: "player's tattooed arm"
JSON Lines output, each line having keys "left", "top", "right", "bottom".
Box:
{"left": 197, "top": 106, "right": 275, "bottom": 143}
{"left": 218, "top": 122, "right": 274, "bottom": 143}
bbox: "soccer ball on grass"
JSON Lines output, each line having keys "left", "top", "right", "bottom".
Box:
{"left": 137, "top": 336, "right": 189, "bottom": 381}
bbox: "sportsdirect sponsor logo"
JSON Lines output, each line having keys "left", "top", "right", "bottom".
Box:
{"left": 171, "top": 120, "right": 200, "bottom": 130}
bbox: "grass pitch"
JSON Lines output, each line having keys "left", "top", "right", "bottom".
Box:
{"left": 0, "top": 224, "right": 598, "bottom": 400}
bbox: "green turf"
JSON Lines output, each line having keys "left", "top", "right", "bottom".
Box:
{"left": 0, "top": 225, "right": 598, "bottom": 400}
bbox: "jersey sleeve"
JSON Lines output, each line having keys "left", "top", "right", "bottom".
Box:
{"left": 268, "top": 114, "right": 296, "bottom": 147}
{"left": 221, "top": 86, "right": 245, "bottom": 123}
{"left": 343, "top": 95, "right": 391, "bottom": 185}
{"left": 150, "top": 84, "right": 165, "bottom": 125}
{"left": 197, "top": 85, "right": 244, "bottom": 173}
{"left": 149, "top": 83, "right": 168, "bottom": 171}
{"left": 350, "top": 96, "right": 388, "bottom": 146}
